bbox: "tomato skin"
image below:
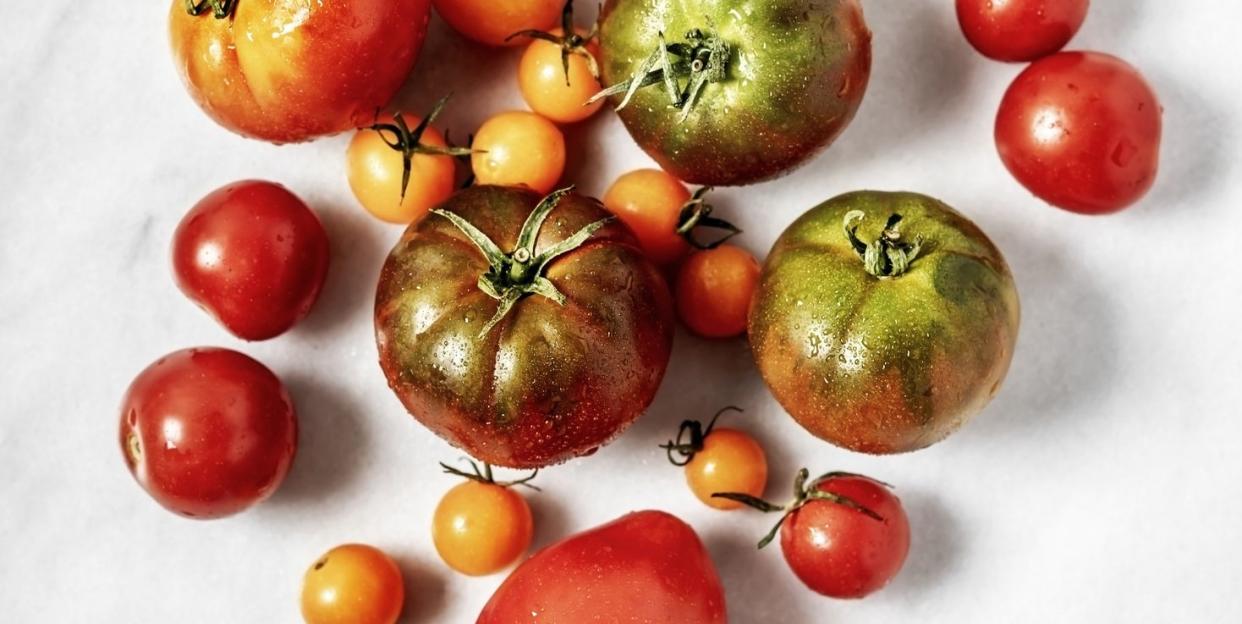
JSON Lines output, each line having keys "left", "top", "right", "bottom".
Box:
{"left": 119, "top": 348, "right": 297, "bottom": 519}
{"left": 433, "top": 0, "right": 562, "bottom": 47}
{"left": 599, "top": 0, "right": 871, "bottom": 185}
{"left": 478, "top": 510, "right": 727, "bottom": 623}
{"left": 432, "top": 481, "right": 534, "bottom": 576}
{"left": 517, "top": 30, "right": 604, "bottom": 124}
{"left": 169, "top": 0, "right": 431, "bottom": 143}
{"left": 347, "top": 117, "right": 457, "bottom": 224}
{"left": 750, "top": 191, "right": 1020, "bottom": 453}
{"left": 781, "top": 476, "right": 910, "bottom": 598}
{"left": 995, "top": 51, "right": 1162, "bottom": 214}
{"left": 173, "top": 181, "right": 330, "bottom": 341}
{"left": 956, "top": 0, "right": 1088, "bottom": 62}
{"left": 374, "top": 185, "right": 674, "bottom": 468}
{"left": 676, "top": 245, "right": 761, "bottom": 339}
{"left": 301, "top": 544, "right": 405, "bottom": 624}
{"left": 602, "top": 169, "right": 693, "bottom": 266}
{"left": 471, "top": 111, "right": 567, "bottom": 194}
{"left": 686, "top": 428, "right": 768, "bottom": 510}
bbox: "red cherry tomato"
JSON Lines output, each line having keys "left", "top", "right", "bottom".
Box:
{"left": 995, "top": 51, "right": 1162, "bottom": 214}
{"left": 781, "top": 475, "right": 910, "bottom": 599}
{"left": 956, "top": 0, "right": 1089, "bottom": 62}
{"left": 173, "top": 181, "right": 330, "bottom": 340}
{"left": 119, "top": 348, "right": 298, "bottom": 519}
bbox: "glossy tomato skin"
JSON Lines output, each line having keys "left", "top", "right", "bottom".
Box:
{"left": 956, "top": 0, "right": 1089, "bottom": 62}
{"left": 996, "top": 51, "right": 1162, "bottom": 214}
{"left": 478, "top": 510, "right": 727, "bottom": 623}
{"left": 432, "top": 481, "right": 534, "bottom": 576}
{"left": 750, "top": 191, "right": 1020, "bottom": 453}
{"left": 173, "top": 181, "right": 330, "bottom": 341}
{"left": 119, "top": 348, "right": 297, "bottom": 519}
{"left": 781, "top": 476, "right": 910, "bottom": 598}
{"left": 676, "top": 245, "right": 761, "bottom": 339}
{"left": 518, "top": 29, "right": 604, "bottom": 124}
{"left": 601, "top": 169, "right": 693, "bottom": 266}
{"left": 169, "top": 0, "right": 431, "bottom": 143}
{"left": 433, "top": 0, "right": 562, "bottom": 47}
{"left": 599, "top": 0, "right": 871, "bottom": 186}
{"left": 375, "top": 186, "right": 674, "bottom": 468}
{"left": 686, "top": 428, "right": 768, "bottom": 510}
{"left": 301, "top": 544, "right": 405, "bottom": 624}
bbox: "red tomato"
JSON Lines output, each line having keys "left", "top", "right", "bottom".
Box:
{"left": 119, "top": 348, "right": 297, "bottom": 519}
{"left": 169, "top": 0, "right": 432, "bottom": 142}
{"left": 173, "top": 180, "right": 330, "bottom": 341}
{"left": 478, "top": 510, "right": 727, "bottom": 623}
{"left": 781, "top": 475, "right": 909, "bottom": 599}
{"left": 956, "top": 0, "right": 1089, "bottom": 62}
{"left": 995, "top": 51, "right": 1162, "bottom": 214}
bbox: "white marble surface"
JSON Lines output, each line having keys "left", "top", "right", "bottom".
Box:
{"left": 3, "top": 1, "right": 1241, "bottom": 622}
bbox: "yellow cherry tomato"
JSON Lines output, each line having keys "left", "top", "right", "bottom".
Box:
{"left": 433, "top": 0, "right": 562, "bottom": 47}
{"left": 300, "top": 544, "right": 404, "bottom": 624}
{"left": 432, "top": 480, "right": 534, "bottom": 576}
{"left": 602, "top": 169, "right": 694, "bottom": 266}
{"left": 676, "top": 244, "right": 762, "bottom": 338}
{"left": 472, "top": 111, "right": 566, "bottom": 194}
{"left": 517, "top": 29, "right": 603, "bottom": 124}
{"left": 686, "top": 428, "right": 769, "bottom": 510}
{"left": 346, "top": 114, "right": 457, "bottom": 225}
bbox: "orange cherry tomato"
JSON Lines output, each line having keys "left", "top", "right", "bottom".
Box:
{"left": 347, "top": 113, "right": 458, "bottom": 224}
{"left": 603, "top": 169, "right": 694, "bottom": 265}
{"left": 472, "top": 111, "right": 566, "bottom": 194}
{"left": 301, "top": 544, "right": 404, "bottom": 624}
{"left": 687, "top": 428, "right": 768, "bottom": 510}
{"left": 675, "top": 244, "right": 761, "bottom": 338}
{"left": 433, "top": 0, "right": 562, "bottom": 47}
{"left": 432, "top": 464, "right": 535, "bottom": 576}
{"left": 517, "top": 28, "right": 604, "bottom": 124}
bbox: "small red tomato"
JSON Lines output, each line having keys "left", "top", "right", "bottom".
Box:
{"left": 119, "top": 348, "right": 298, "bottom": 519}
{"left": 173, "top": 180, "right": 330, "bottom": 340}
{"left": 956, "top": 0, "right": 1089, "bottom": 62}
{"left": 995, "top": 51, "right": 1162, "bottom": 214}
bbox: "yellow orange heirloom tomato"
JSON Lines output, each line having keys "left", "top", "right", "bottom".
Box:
{"left": 661, "top": 407, "right": 767, "bottom": 510}
{"left": 433, "top": 0, "right": 562, "bottom": 47}
{"left": 676, "top": 244, "right": 761, "bottom": 339}
{"left": 432, "top": 461, "right": 536, "bottom": 576}
{"left": 301, "top": 544, "right": 404, "bottom": 624}
{"left": 471, "top": 112, "right": 566, "bottom": 194}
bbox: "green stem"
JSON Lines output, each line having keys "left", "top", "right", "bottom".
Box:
{"left": 441, "top": 459, "right": 541, "bottom": 491}
{"left": 675, "top": 187, "right": 741, "bottom": 250}
{"left": 842, "top": 211, "right": 925, "bottom": 278}
{"left": 587, "top": 28, "right": 731, "bottom": 122}
{"left": 370, "top": 94, "right": 476, "bottom": 203}
{"left": 506, "top": 0, "right": 601, "bottom": 83}
{"left": 185, "top": 0, "right": 234, "bottom": 18}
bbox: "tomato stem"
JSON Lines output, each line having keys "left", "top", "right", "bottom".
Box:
{"left": 588, "top": 28, "right": 732, "bottom": 122}
{"left": 713, "top": 467, "right": 886, "bottom": 549}
{"left": 184, "top": 0, "right": 235, "bottom": 19}
{"left": 675, "top": 187, "right": 742, "bottom": 250}
{"left": 843, "top": 210, "right": 925, "bottom": 278}
{"left": 441, "top": 459, "right": 541, "bottom": 491}
{"left": 659, "top": 406, "right": 743, "bottom": 466}
{"left": 369, "top": 94, "right": 477, "bottom": 203}
{"left": 507, "top": 0, "right": 601, "bottom": 84}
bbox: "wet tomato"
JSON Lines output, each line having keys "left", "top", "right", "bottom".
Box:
{"left": 749, "top": 191, "right": 1020, "bottom": 453}
{"left": 996, "top": 51, "right": 1162, "bottom": 214}
{"left": 516, "top": 27, "right": 604, "bottom": 124}
{"left": 374, "top": 186, "right": 674, "bottom": 468}
{"left": 676, "top": 244, "right": 760, "bottom": 339}
{"left": 173, "top": 180, "right": 330, "bottom": 341}
{"left": 119, "top": 348, "right": 297, "bottom": 519}
{"left": 301, "top": 544, "right": 404, "bottom": 624}
{"left": 431, "top": 461, "right": 535, "bottom": 576}
{"left": 956, "top": 0, "right": 1089, "bottom": 62}
{"left": 433, "top": 0, "right": 562, "bottom": 47}
{"left": 169, "top": 0, "right": 432, "bottom": 143}
{"left": 602, "top": 169, "right": 693, "bottom": 265}
{"left": 471, "top": 111, "right": 567, "bottom": 194}
{"left": 597, "top": 0, "right": 872, "bottom": 185}
{"left": 662, "top": 407, "right": 767, "bottom": 510}
{"left": 478, "top": 510, "right": 727, "bottom": 623}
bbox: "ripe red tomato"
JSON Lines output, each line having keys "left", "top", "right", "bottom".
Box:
{"left": 956, "top": 0, "right": 1089, "bottom": 62}
{"left": 478, "top": 510, "right": 726, "bottom": 623}
{"left": 169, "top": 0, "right": 432, "bottom": 142}
{"left": 119, "top": 348, "right": 298, "bottom": 519}
{"left": 995, "top": 51, "right": 1162, "bottom": 214}
{"left": 173, "top": 181, "right": 330, "bottom": 341}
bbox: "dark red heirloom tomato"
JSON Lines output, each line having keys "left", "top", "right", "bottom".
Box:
{"left": 996, "top": 51, "right": 1162, "bottom": 214}
{"left": 173, "top": 180, "right": 330, "bottom": 341}
{"left": 477, "top": 510, "right": 727, "bottom": 623}
{"left": 375, "top": 186, "right": 674, "bottom": 468}
{"left": 956, "top": 0, "right": 1089, "bottom": 62}
{"left": 119, "top": 348, "right": 297, "bottom": 519}
{"left": 169, "top": 0, "right": 432, "bottom": 143}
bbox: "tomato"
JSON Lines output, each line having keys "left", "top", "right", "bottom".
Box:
{"left": 471, "top": 111, "right": 567, "bottom": 194}
{"left": 995, "top": 51, "right": 1162, "bottom": 214}
{"left": 434, "top": 0, "right": 562, "bottom": 47}
{"left": 602, "top": 169, "right": 692, "bottom": 265}
{"left": 173, "top": 181, "right": 330, "bottom": 341}
{"left": 301, "top": 544, "right": 404, "bottom": 624}
{"left": 517, "top": 27, "right": 604, "bottom": 124}
{"left": 119, "top": 348, "right": 297, "bottom": 519}
{"left": 478, "top": 510, "right": 727, "bottom": 623}
{"left": 375, "top": 186, "right": 674, "bottom": 467}
{"left": 431, "top": 461, "right": 536, "bottom": 576}
{"left": 662, "top": 407, "right": 767, "bottom": 510}
{"left": 169, "top": 0, "right": 431, "bottom": 143}
{"left": 597, "top": 0, "right": 871, "bottom": 185}
{"left": 676, "top": 244, "right": 760, "bottom": 339}
{"left": 956, "top": 0, "right": 1089, "bottom": 62}
{"left": 749, "top": 191, "right": 1020, "bottom": 453}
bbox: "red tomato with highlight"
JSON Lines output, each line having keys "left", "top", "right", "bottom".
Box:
{"left": 173, "top": 180, "right": 330, "bottom": 341}
{"left": 956, "top": 0, "right": 1089, "bottom": 62}
{"left": 119, "top": 348, "right": 298, "bottom": 519}
{"left": 995, "top": 51, "right": 1162, "bottom": 214}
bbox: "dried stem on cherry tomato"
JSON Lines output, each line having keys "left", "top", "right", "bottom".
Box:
{"left": 441, "top": 458, "right": 541, "bottom": 491}
{"left": 659, "top": 406, "right": 743, "bottom": 466}
{"left": 713, "top": 468, "right": 887, "bottom": 549}
{"left": 675, "top": 187, "right": 741, "bottom": 250}
{"left": 185, "top": 0, "right": 235, "bottom": 19}
{"left": 843, "top": 210, "right": 925, "bottom": 279}
{"left": 369, "top": 94, "right": 477, "bottom": 202}
{"left": 507, "top": 0, "right": 602, "bottom": 84}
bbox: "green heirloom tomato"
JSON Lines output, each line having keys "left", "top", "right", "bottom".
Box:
{"left": 749, "top": 192, "right": 1020, "bottom": 453}
{"left": 596, "top": 0, "right": 871, "bottom": 186}
{"left": 375, "top": 186, "right": 675, "bottom": 468}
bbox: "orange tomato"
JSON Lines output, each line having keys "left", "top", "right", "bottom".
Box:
{"left": 432, "top": 480, "right": 534, "bottom": 576}
{"left": 603, "top": 169, "right": 694, "bottom": 266}
{"left": 169, "top": 0, "right": 432, "bottom": 143}
{"left": 346, "top": 114, "right": 457, "bottom": 224}
{"left": 686, "top": 428, "right": 768, "bottom": 510}
{"left": 433, "top": 0, "right": 562, "bottom": 47}
{"left": 517, "top": 29, "right": 604, "bottom": 123}
{"left": 300, "top": 544, "right": 404, "bottom": 624}
{"left": 472, "top": 111, "right": 566, "bottom": 194}
{"left": 675, "top": 245, "right": 762, "bottom": 338}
